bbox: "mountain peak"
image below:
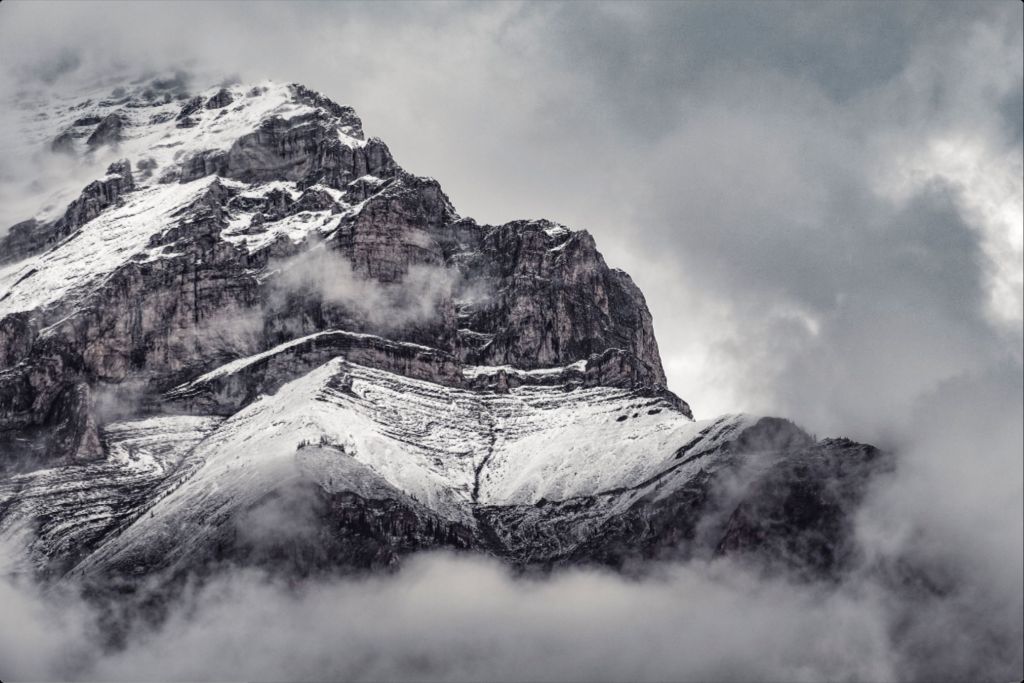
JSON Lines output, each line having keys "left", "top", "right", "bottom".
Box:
{"left": 0, "top": 75, "right": 881, "bottom": 595}
{"left": 1, "top": 74, "right": 675, "bottom": 459}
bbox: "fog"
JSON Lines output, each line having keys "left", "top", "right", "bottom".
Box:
{"left": 1, "top": 521, "right": 1019, "bottom": 682}
{"left": 0, "top": 554, "right": 892, "bottom": 682}
{"left": 270, "top": 246, "right": 465, "bottom": 333}
{"left": 0, "top": 2, "right": 1020, "bottom": 681}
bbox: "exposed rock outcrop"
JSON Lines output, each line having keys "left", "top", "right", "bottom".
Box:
{"left": 0, "top": 160, "right": 135, "bottom": 265}
{"left": 60, "top": 159, "right": 136, "bottom": 229}
{"left": 165, "top": 330, "right": 464, "bottom": 415}
{"left": 204, "top": 87, "right": 234, "bottom": 109}
{"left": 86, "top": 112, "right": 127, "bottom": 149}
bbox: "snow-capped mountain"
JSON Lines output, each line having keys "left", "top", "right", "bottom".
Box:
{"left": 0, "top": 76, "right": 886, "bottom": 587}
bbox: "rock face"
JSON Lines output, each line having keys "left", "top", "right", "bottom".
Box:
{"left": 0, "top": 77, "right": 885, "bottom": 592}
{"left": 86, "top": 112, "right": 127, "bottom": 149}
{"left": 0, "top": 160, "right": 136, "bottom": 265}
{"left": 204, "top": 87, "right": 234, "bottom": 109}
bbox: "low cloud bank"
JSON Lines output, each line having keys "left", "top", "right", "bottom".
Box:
{"left": 0, "top": 554, "right": 899, "bottom": 682}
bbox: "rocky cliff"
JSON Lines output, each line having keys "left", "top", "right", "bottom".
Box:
{"left": 0, "top": 77, "right": 885, "bottom": 592}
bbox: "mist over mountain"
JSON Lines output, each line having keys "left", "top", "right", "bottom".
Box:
{"left": 0, "top": 3, "right": 1020, "bottom": 682}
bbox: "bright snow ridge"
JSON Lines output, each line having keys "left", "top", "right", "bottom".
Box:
{"left": 0, "top": 177, "right": 220, "bottom": 317}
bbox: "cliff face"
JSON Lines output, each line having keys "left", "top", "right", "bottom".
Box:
{"left": 0, "top": 81, "right": 670, "bottom": 468}
{"left": 0, "top": 77, "right": 884, "bottom": 589}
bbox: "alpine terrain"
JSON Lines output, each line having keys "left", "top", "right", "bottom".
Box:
{"left": 0, "top": 76, "right": 887, "bottom": 596}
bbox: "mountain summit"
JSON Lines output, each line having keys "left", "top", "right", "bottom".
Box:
{"left": 0, "top": 78, "right": 883, "bottom": 586}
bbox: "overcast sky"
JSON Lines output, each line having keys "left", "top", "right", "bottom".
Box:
{"left": 0, "top": 3, "right": 1020, "bottom": 681}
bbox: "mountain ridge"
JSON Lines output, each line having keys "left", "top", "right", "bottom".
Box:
{"left": 0, "top": 76, "right": 885, "bottom": 592}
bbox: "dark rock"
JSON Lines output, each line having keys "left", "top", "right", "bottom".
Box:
{"left": 0, "top": 160, "right": 135, "bottom": 265}
{"left": 165, "top": 331, "right": 465, "bottom": 415}
{"left": 448, "top": 220, "right": 667, "bottom": 383}
{"left": 220, "top": 113, "right": 396, "bottom": 189}
{"left": 0, "top": 220, "right": 46, "bottom": 264}
{"left": 0, "top": 79, "right": 888, "bottom": 595}
{"left": 204, "top": 88, "right": 234, "bottom": 109}
{"left": 86, "top": 113, "right": 127, "bottom": 149}
{"left": 345, "top": 174, "right": 386, "bottom": 203}
{"left": 46, "top": 382, "right": 103, "bottom": 463}
{"left": 72, "top": 115, "right": 102, "bottom": 127}
{"left": 465, "top": 348, "right": 686, "bottom": 414}
{"left": 713, "top": 439, "right": 887, "bottom": 577}
{"left": 176, "top": 95, "right": 203, "bottom": 120}
{"left": 51, "top": 130, "right": 76, "bottom": 155}
{"left": 57, "top": 159, "right": 136, "bottom": 231}
{"left": 135, "top": 157, "right": 158, "bottom": 180}
{"left": 291, "top": 188, "right": 337, "bottom": 213}
{"left": 179, "top": 149, "right": 228, "bottom": 181}
{"left": 291, "top": 83, "right": 364, "bottom": 138}
{"left": 471, "top": 430, "right": 888, "bottom": 580}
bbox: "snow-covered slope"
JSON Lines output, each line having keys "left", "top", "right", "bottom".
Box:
{"left": 67, "top": 355, "right": 768, "bottom": 579}
{"left": 0, "top": 177, "right": 218, "bottom": 317}
{"left": 0, "top": 415, "right": 221, "bottom": 577}
{"left": 4, "top": 80, "right": 322, "bottom": 244}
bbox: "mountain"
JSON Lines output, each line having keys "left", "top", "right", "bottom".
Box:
{"left": 0, "top": 76, "right": 886, "bottom": 592}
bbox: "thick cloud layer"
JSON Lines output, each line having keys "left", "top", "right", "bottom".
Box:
{"left": 0, "top": 545, "right": 1019, "bottom": 682}
{"left": 0, "top": 554, "right": 967, "bottom": 682}
{"left": 0, "top": 2, "right": 1020, "bottom": 681}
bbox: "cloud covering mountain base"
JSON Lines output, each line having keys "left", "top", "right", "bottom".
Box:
{"left": 1, "top": 536, "right": 1019, "bottom": 683}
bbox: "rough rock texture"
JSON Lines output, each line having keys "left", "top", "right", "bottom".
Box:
{"left": 164, "top": 330, "right": 465, "bottom": 415}
{"left": 0, "top": 78, "right": 886, "bottom": 593}
{"left": 204, "top": 87, "right": 235, "bottom": 110}
{"left": 221, "top": 116, "right": 395, "bottom": 188}
{"left": 0, "top": 160, "right": 136, "bottom": 265}
{"left": 86, "top": 112, "right": 127, "bottom": 149}
{"left": 450, "top": 220, "right": 666, "bottom": 382}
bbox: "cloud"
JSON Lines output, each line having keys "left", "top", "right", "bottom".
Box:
{"left": 268, "top": 245, "right": 464, "bottom": 334}
{"left": 2, "top": 4, "right": 1017, "bottom": 414}
{"left": 0, "top": 568, "right": 95, "bottom": 681}
{"left": 853, "top": 362, "right": 1024, "bottom": 681}
{"left": 0, "top": 545, "right": 1018, "bottom": 682}
{"left": 89, "top": 555, "right": 898, "bottom": 683}
{"left": 0, "top": 553, "right": 914, "bottom": 683}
